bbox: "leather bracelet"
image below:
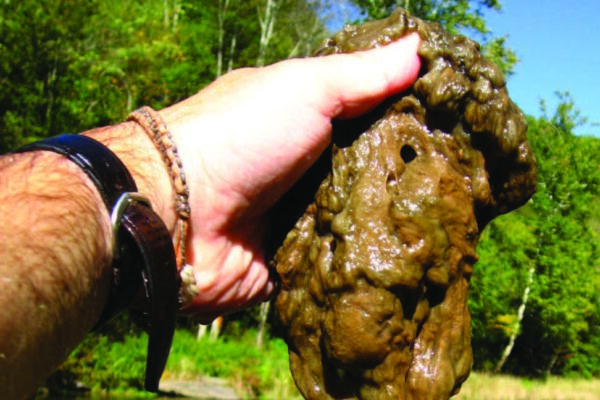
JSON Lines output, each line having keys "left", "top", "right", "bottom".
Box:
{"left": 13, "top": 134, "right": 178, "bottom": 392}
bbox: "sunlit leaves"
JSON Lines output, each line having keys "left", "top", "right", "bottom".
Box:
{"left": 471, "top": 96, "right": 600, "bottom": 377}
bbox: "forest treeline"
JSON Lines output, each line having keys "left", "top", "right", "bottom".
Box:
{"left": 2, "top": 0, "right": 598, "bottom": 389}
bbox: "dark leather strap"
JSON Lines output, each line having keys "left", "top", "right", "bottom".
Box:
{"left": 14, "top": 134, "right": 179, "bottom": 392}
{"left": 121, "top": 201, "right": 179, "bottom": 391}
{"left": 15, "top": 134, "right": 138, "bottom": 209}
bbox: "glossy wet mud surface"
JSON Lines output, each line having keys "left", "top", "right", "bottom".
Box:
{"left": 272, "top": 8, "right": 537, "bottom": 400}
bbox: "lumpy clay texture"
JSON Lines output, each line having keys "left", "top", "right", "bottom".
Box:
{"left": 272, "top": 8, "right": 537, "bottom": 400}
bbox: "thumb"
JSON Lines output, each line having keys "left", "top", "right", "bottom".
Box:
{"left": 316, "top": 33, "right": 421, "bottom": 119}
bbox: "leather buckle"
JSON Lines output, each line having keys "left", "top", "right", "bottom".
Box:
{"left": 110, "top": 192, "right": 151, "bottom": 258}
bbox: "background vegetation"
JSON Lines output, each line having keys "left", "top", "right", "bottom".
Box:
{"left": 2, "top": 0, "right": 598, "bottom": 396}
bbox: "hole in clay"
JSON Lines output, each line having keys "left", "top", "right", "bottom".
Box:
{"left": 386, "top": 174, "right": 399, "bottom": 196}
{"left": 400, "top": 144, "right": 417, "bottom": 163}
{"left": 329, "top": 238, "right": 337, "bottom": 253}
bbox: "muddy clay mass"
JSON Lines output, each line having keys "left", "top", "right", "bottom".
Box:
{"left": 272, "top": 8, "right": 537, "bottom": 400}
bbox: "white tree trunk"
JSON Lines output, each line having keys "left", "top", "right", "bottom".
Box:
{"left": 172, "top": 0, "right": 181, "bottom": 30}
{"left": 162, "top": 0, "right": 180, "bottom": 30}
{"left": 216, "top": 0, "right": 230, "bottom": 78}
{"left": 209, "top": 316, "right": 223, "bottom": 341}
{"left": 197, "top": 323, "right": 208, "bottom": 339}
{"left": 45, "top": 59, "right": 58, "bottom": 132}
{"left": 495, "top": 263, "right": 536, "bottom": 373}
{"left": 163, "top": 0, "right": 170, "bottom": 28}
{"left": 227, "top": 34, "right": 237, "bottom": 73}
{"left": 197, "top": 316, "right": 224, "bottom": 341}
{"left": 256, "top": 301, "right": 270, "bottom": 348}
{"left": 287, "top": 10, "right": 321, "bottom": 59}
{"left": 256, "top": 0, "right": 278, "bottom": 67}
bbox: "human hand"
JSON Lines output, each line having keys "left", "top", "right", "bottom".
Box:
{"left": 160, "top": 33, "right": 421, "bottom": 321}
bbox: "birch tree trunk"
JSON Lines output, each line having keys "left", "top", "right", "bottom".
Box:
{"left": 197, "top": 316, "right": 224, "bottom": 341}
{"left": 216, "top": 0, "right": 230, "bottom": 78}
{"left": 256, "top": 301, "right": 270, "bottom": 348}
{"left": 172, "top": 0, "right": 180, "bottom": 30}
{"left": 287, "top": 7, "right": 322, "bottom": 59}
{"left": 44, "top": 59, "right": 58, "bottom": 133}
{"left": 162, "top": 0, "right": 180, "bottom": 31}
{"left": 227, "top": 34, "right": 237, "bottom": 73}
{"left": 495, "top": 263, "right": 536, "bottom": 373}
{"left": 163, "top": 0, "right": 170, "bottom": 28}
{"left": 197, "top": 324, "right": 208, "bottom": 339}
{"left": 256, "top": 0, "right": 278, "bottom": 67}
{"left": 209, "top": 316, "right": 223, "bottom": 341}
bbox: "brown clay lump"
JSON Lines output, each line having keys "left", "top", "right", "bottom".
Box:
{"left": 273, "top": 8, "right": 537, "bottom": 400}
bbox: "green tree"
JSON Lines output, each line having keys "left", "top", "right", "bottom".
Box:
{"left": 469, "top": 208, "right": 538, "bottom": 372}
{"left": 514, "top": 101, "right": 599, "bottom": 377}
{"left": 471, "top": 95, "right": 600, "bottom": 377}
{"left": 0, "top": 0, "right": 100, "bottom": 151}
{"left": 0, "top": 0, "right": 328, "bottom": 154}
{"left": 0, "top": 0, "right": 210, "bottom": 152}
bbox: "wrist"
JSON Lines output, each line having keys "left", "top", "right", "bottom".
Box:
{"left": 84, "top": 122, "right": 177, "bottom": 233}
{"left": 91, "top": 109, "right": 198, "bottom": 307}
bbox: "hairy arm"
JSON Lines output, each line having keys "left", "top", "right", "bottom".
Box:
{"left": 0, "top": 123, "right": 173, "bottom": 399}
{"left": 0, "top": 33, "right": 420, "bottom": 398}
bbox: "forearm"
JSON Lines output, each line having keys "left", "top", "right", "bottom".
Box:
{"left": 0, "top": 122, "right": 173, "bottom": 399}
{"left": 0, "top": 148, "right": 113, "bottom": 397}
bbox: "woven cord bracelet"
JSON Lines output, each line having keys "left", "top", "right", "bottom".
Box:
{"left": 128, "top": 106, "right": 199, "bottom": 307}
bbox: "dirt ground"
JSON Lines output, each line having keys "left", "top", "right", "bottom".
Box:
{"left": 159, "top": 377, "right": 240, "bottom": 399}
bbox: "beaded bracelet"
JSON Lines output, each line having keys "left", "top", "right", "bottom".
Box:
{"left": 128, "top": 106, "right": 199, "bottom": 307}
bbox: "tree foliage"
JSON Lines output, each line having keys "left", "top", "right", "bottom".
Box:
{"left": 0, "top": 0, "right": 328, "bottom": 153}
{"left": 1, "top": 0, "right": 195, "bottom": 151}
{"left": 471, "top": 95, "right": 600, "bottom": 377}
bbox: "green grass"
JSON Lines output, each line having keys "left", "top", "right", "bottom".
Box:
{"left": 165, "top": 329, "right": 302, "bottom": 399}
{"left": 45, "top": 327, "right": 301, "bottom": 398}
{"left": 46, "top": 327, "right": 600, "bottom": 399}
{"left": 455, "top": 372, "right": 600, "bottom": 400}
{"left": 166, "top": 331, "right": 600, "bottom": 399}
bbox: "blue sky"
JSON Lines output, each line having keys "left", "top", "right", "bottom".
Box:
{"left": 483, "top": 0, "right": 600, "bottom": 137}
